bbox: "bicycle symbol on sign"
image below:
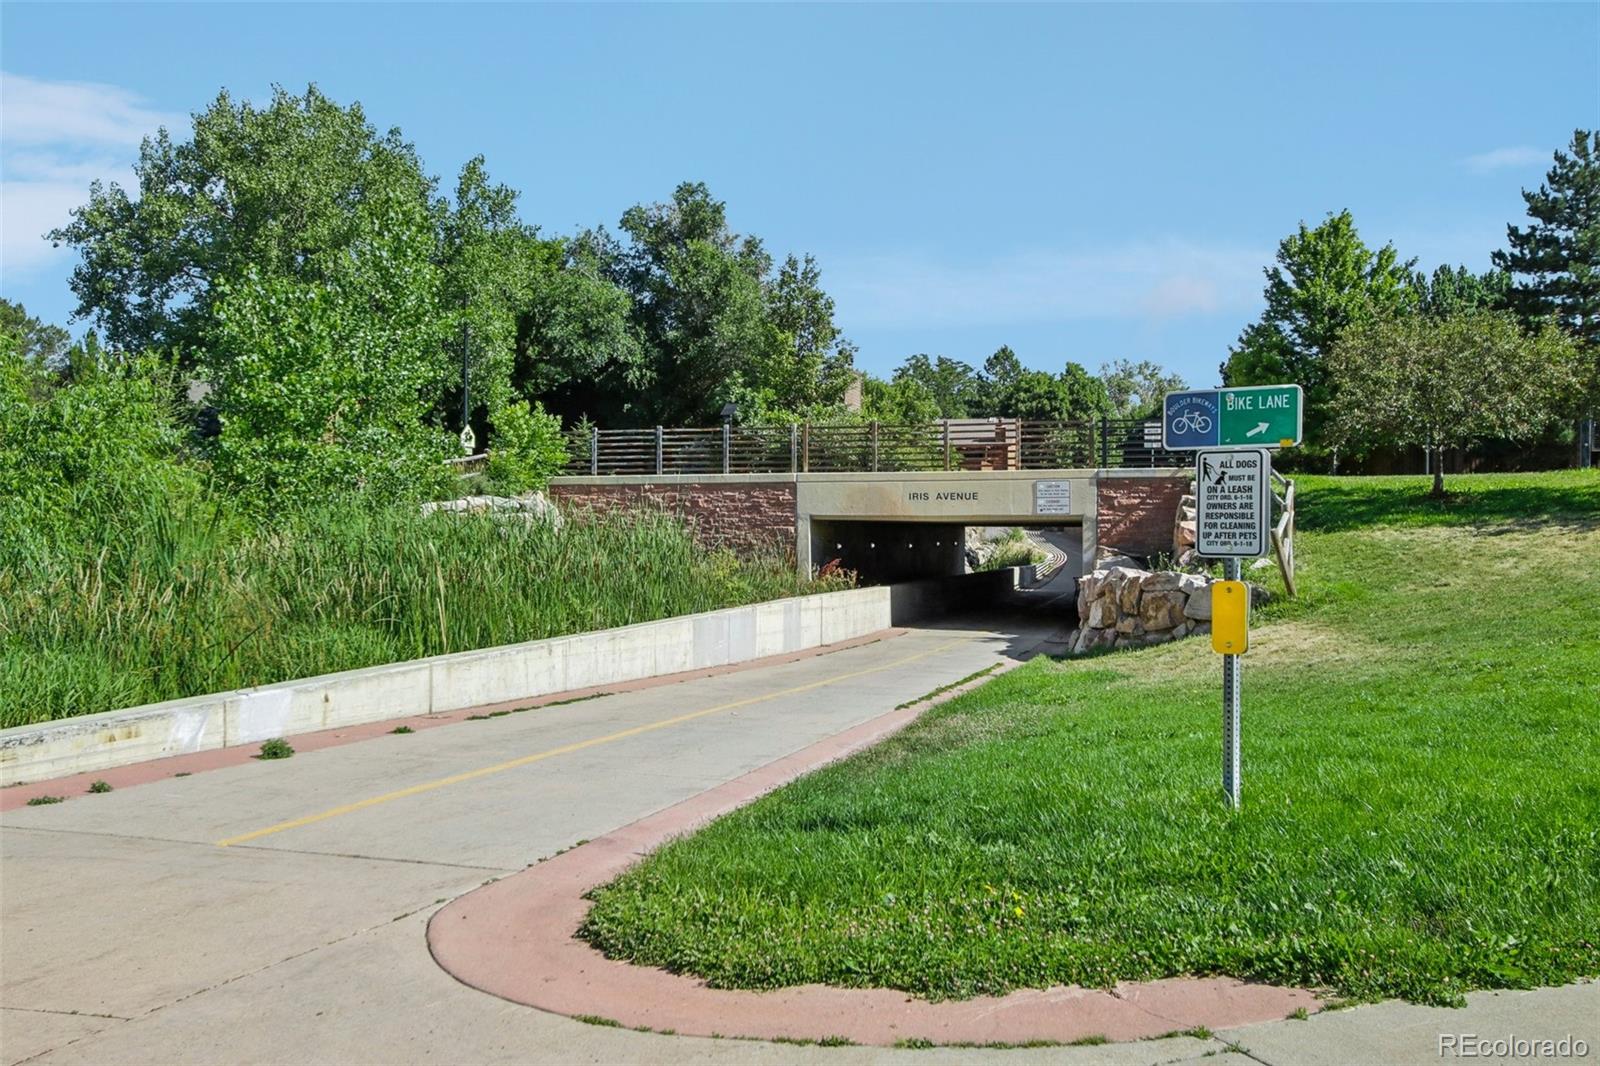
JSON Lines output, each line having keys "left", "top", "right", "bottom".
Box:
{"left": 1171, "top": 410, "right": 1213, "bottom": 435}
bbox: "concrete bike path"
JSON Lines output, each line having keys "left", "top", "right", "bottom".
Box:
{"left": 2, "top": 616, "right": 1053, "bottom": 1064}
{"left": 5, "top": 607, "right": 1593, "bottom": 1065}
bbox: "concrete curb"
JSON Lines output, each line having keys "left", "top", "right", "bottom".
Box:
{"left": 0, "top": 586, "right": 892, "bottom": 787}
{"left": 426, "top": 649, "right": 1319, "bottom": 1047}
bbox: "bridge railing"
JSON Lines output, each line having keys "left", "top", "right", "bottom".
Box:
{"left": 562, "top": 417, "right": 1189, "bottom": 476}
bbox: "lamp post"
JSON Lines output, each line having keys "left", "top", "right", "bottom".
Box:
{"left": 457, "top": 322, "right": 476, "bottom": 455}
{"left": 720, "top": 402, "right": 738, "bottom": 474}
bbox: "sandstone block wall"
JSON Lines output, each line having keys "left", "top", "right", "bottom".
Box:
{"left": 549, "top": 481, "right": 798, "bottom": 557}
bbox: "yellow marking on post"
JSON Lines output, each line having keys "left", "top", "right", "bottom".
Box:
{"left": 1211, "top": 580, "right": 1250, "bottom": 654}
{"left": 215, "top": 636, "right": 966, "bottom": 847}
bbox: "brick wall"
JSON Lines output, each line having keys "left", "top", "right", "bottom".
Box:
{"left": 549, "top": 481, "right": 798, "bottom": 558}
{"left": 1096, "top": 476, "right": 1188, "bottom": 557}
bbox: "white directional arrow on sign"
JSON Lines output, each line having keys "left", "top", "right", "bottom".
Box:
{"left": 1245, "top": 421, "right": 1270, "bottom": 438}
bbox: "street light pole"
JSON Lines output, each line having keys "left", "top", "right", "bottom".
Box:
{"left": 460, "top": 320, "right": 470, "bottom": 437}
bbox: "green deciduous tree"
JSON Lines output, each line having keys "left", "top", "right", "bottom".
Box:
{"left": 893, "top": 354, "right": 982, "bottom": 418}
{"left": 0, "top": 300, "right": 71, "bottom": 370}
{"left": 1412, "top": 265, "right": 1509, "bottom": 320}
{"left": 609, "top": 182, "right": 780, "bottom": 425}
{"left": 438, "top": 156, "right": 536, "bottom": 428}
{"left": 484, "top": 399, "right": 568, "bottom": 491}
{"left": 985, "top": 362, "right": 1109, "bottom": 421}
{"left": 1097, "top": 358, "right": 1186, "bottom": 418}
{"left": 756, "top": 253, "right": 857, "bottom": 414}
{"left": 860, "top": 375, "right": 941, "bottom": 424}
{"left": 1327, "top": 310, "right": 1579, "bottom": 497}
{"left": 513, "top": 236, "right": 645, "bottom": 427}
{"left": 0, "top": 347, "right": 193, "bottom": 561}
{"left": 50, "top": 85, "right": 437, "bottom": 360}
{"left": 1492, "top": 130, "right": 1600, "bottom": 404}
{"left": 1223, "top": 211, "right": 1416, "bottom": 446}
{"left": 206, "top": 194, "right": 453, "bottom": 509}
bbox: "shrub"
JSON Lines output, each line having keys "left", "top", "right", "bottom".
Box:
{"left": 486, "top": 399, "right": 568, "bottom": 492}
{"left": 257, "top": 738, "right": 295, "bottom": 760}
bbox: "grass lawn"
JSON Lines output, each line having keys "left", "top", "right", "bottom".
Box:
{"left": 581, "top": 471, "right": 1600, "bottom": 1006}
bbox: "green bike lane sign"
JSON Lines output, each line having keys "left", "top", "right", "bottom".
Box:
{"left": 1162, "top": 384, "right": 1303, "bottom": 449}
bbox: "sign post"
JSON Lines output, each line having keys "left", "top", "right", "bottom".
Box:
{"left": 1214, "top": 564, "right": 1246, "bottom": 808}
{"left": 1191, "top": 444, "right": 1273, "bottom": 809}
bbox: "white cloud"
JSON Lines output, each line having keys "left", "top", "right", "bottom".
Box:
{"left": 1, "top": 72, "right": 184, "bottom": 276}
{"left": 825, "top": 241, "right": 1268, "bottom": 330}
{"left": 1463, "top": 146, "right": 1548, "bottom": 173}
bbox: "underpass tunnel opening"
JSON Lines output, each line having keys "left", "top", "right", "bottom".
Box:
{"left": 809, "top": 519, "right": 1088, "bottom": 624}
{"left": 810, "top": 520, "right": 967, "bottom": 586}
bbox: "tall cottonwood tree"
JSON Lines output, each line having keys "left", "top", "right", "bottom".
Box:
{"left": 593, "top": 182, "right": 853, "bottom": 425}
{"left": 1223, "top": 211, "right": 1416, "bottom": 447}
{"left": 51, "top": 86, "right": 438, "bottom": 361}
{"left": 758, "top": 253, "right": 857, "bottom": 413}
{"left": 1098, "top": 358, "right": 1186, "bottom": 418}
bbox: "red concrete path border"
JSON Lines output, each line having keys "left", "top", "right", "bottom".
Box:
{"left": 427, "top": 663, "right": 1319, "bottom": 1047}
{"left": 1, "top": 629, "right": 903, "bottom": 811}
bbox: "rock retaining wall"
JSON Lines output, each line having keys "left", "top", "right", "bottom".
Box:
{"left": 1072, "top": 566, "right": 1213, "bottom": 654}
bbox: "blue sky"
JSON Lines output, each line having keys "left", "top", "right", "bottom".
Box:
{"left": 2, "top": 3, "right": 1595, "bottom": 387}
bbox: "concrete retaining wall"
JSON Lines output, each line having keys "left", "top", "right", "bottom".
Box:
{"left": 0, "top": 586, "right": 892, "bottom": 787}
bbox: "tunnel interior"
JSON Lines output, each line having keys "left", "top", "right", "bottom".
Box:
{"left": 809, "top": 519, "right": 1086, "bottom": 586}
{"left": 809, "top": 520, "right": 968, "bottom": 585}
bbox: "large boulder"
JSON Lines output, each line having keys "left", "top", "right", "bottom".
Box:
{"left": 1095, "top": 553, "right": 1144, "bottom": 571}
{"left": 1072, "top": 626, "right": 1117, "bottom": 654}
{"left": 1086, "top": 597, "right": 1117, "bottom": 629}
{"left": 422, "top": 493, "right": 564, "bottom": 528}
{"left": 1117, "top": 573, "right": 1145, "bottom": 613}
{"left": 1140, "top": 589, "right": 1187, "bottom": 630}
{"left": 1184, "top": 584, "right": 1213, "bottom": 621}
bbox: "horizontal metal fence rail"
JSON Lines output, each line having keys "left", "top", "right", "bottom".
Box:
{"left": 561, "top": 417, "right": 1186, "bottom": 476}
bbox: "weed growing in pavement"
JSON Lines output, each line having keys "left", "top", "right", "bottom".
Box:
{"left": 87, "top": 780, "right": 112, "bottom": 793}
{"left": 257, "top": 738, "right": 294, "bottom": 759}
{"left": 572, "top": 1015, "right": 621, "bottom": 1028}
{"left": 390, "top": 725, "right": 414, "bottom": 734}
{"left": 26, "top": 795, "right": 64, "bottom": 805}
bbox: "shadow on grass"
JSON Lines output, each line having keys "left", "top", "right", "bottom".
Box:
{"left": 1296, "top": 472, "right": 1600, "bottom": 534}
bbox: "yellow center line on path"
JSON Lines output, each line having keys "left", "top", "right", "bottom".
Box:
{"left": 215, "top": 636, "right": 968, "bottom": 847}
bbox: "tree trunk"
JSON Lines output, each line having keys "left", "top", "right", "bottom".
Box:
{"left": 1431, "top": 446, "right": 1446, "bottom": 498}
